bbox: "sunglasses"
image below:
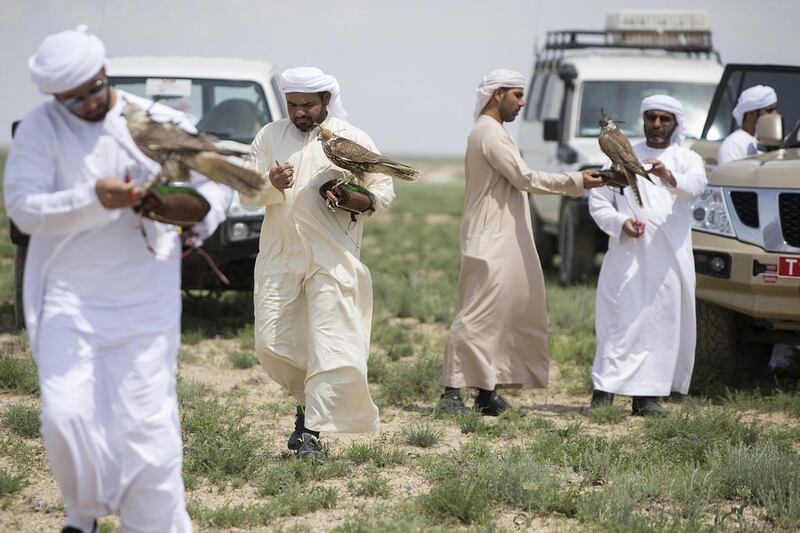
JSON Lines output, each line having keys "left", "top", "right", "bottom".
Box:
{"left": 60, "top": 78, "right": 108, "bottom": 110}
{"left": 643, "top": 112, "right": 674, "bottom": 124}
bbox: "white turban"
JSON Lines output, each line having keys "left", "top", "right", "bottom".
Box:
{"left": 279, "top": 67, "right": 347, "bottom": 120}
{"left": 640, "top": 94, "right": 687, "bottom": 145}
{"left": 474, "top": 69, "right": 526, "bottom": 120}
{"left": 28, "top": 25, "right": 106, "bottom": 95}
{"left": 732, "top": 85, "right": 777, "bottom": 127}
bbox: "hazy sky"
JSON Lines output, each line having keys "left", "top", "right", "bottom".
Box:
{"left": 2, "top": 0, "right": 799, "bottom": 155}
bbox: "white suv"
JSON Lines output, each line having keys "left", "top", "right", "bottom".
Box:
{"left": 10, "top": 57, "right": 285, "bottom": 327}
{"left": 108, "top": 56, "right": 285, "bottom": 292}
{"left": 518, "top": 11, "right": 723, "bottom": 285}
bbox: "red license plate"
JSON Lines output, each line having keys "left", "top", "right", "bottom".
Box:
{"left": 778, "top": 256, "right": 800, "bottom": 278}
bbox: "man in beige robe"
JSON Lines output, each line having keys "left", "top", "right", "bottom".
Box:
{"left": 244, "top": 67, "right": 394, "bottom": 460}
{"left": 440, "top": 69, "right": 603, "bottom": 415}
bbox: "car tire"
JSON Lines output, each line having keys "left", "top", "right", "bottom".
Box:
{"left": 691, "top": 299, "right": 772, "bottom": 394}
{"left": 529, "top": 197, "right": 555, "bottom": 270}
{"left": 558, "top": 201, "right": 596, "bottom": 286}
{"left": 13, "top": 244, "right": 27, "bottom": 331}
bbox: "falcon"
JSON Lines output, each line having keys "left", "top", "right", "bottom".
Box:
{"left": 123, "top": 102, "right": 265, "bottom": 196}
{"left": 316, "top": 125, "right": 420, "bottom": 182}
{"left": 597, "top": 113, "right": 653, "bottom": 207}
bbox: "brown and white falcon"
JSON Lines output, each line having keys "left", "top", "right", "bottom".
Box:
{"left": 123, "top": 102, "right": 265, "bottom": 196}
{"left": 597, "top": 113, "right": 653, "bottom": 207}
{"left": 316, "top": 125, "right": 420, "bottom": 182}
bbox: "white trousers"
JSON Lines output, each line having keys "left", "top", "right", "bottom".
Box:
{"left": 35, "top": 310, "right": 191, "bottom": 532}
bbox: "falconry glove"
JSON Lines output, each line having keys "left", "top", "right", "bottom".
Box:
{"left": 134, "top": 182, "right": 210, "bottom": 228}
{"left": 319, "top": 179, "right": 374, "bottom": 221}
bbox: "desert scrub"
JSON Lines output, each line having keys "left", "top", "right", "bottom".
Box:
{"left": 1, "top": 403, "right": 40, "bottom": 438}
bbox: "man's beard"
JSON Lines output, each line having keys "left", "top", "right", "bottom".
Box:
{"left": 645, "top": 126, "right": 674, "bottom": 146}
{"left": 292, "top": 117, "right": 316, "bottom": 132}
{"left": 81, "top": 101, "right": 111, "bottom": 122}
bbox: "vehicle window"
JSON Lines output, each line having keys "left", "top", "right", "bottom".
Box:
{"left": 703, "top": 70, "right": 741, "bottom": 141}
{"left": 109, "top": 77, "right": 271, "bottom": 144}
{"left": 524, "top": 70, "right": 545, "bottom": 121}
{"left": 540, "top": 74, "right": 564, "bottom": 121}
{"left": 705, "top": 69, "right": 800, "bottom": 141}
{"left": 577, "top": 81, "right": 716, "bottom": 139}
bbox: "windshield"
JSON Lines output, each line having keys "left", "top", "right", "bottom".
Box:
{"left": 109, "top": 76, "right": 271, "bottom": 144}
{"left": 702, "top": 68, "right": 800, "bottom": 141}
{"left": 577, "top": 81, "right": 716, "bottom": 139}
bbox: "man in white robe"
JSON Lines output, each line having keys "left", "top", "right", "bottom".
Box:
{"left": 4, "top": 26, "right": 231, "bottom": 532}
{"left": 439, "top": 69, "right": 603, "bottom": 415}
{"left": 717, "top": 85, "right": 778, "bottom": 165}
{"left": 589, "top": 95, "right": 707, "bottom": 415}
{"left": 244, "top": 67, "right": 394, "bottom": 460}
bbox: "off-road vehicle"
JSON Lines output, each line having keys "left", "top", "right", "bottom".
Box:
{"left": 690, "top": 63, "right": 800, "bottom": 390}
{"left": 518, "top": 10, "right": 722, "bottom": 284}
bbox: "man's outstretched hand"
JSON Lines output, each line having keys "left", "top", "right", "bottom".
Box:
{"left": 581, "top": 169, "right": 605, "bottom": 189}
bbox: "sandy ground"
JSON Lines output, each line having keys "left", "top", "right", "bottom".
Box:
{"left": 2, "top": 329, "right": 798, "bottom": 533}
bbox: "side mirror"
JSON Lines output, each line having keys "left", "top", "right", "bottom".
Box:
{"left": 543, "top": 119, "right": 559, "bottom": 142}
{"left": 755, "top": 113, "right": 783, "bottom": 150}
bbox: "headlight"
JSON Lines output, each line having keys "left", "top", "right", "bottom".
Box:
{"left": 690, "top": 186, "right": 735, "bottom": 237}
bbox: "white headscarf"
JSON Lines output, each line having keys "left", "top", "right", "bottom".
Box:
{"left": 732, "top": 85, "right": 777, "bottom": 127}
{"left": 474, "top": 69, "right": 526, "bottom": 120}
{"left": 279, "top": 67, "right": 347, "bottom": 120}
{"left": 640, "top": 94, "right": 687, "bottom": 146}
{"left": 28, "top": 25, "right": 106, "bottom": 95}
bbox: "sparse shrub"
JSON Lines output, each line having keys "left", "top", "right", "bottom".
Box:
{"left": 377, "top": 355, "right": 442, "bottom": 407}
{"left": 228, "top": 350, "right": 258, "bottom": 369}
{"left": 345, "top": 441, "right": 407, "bottom": 467}
{"left": 401, "top": 423, "right": 442, "bottom": 448}
{"left": 0, "top": 468, "right": 26, "bottom": 501}
{"left": 349, "top": 469, "right": 392, "bottom": 498}
{"left": 0, "top": 354, "right": 39, "bottom": 394}
{"left": 643, "top": 407, "right": 759, "bottom": 465}
{"left": 1, "top": 404, "right": 39, "bottom": 438}
{"left": 587, "top": 404, "right": 627, "bottom": 425}
{"left": 181, "top": 327, "right": 205, "bottom": 346}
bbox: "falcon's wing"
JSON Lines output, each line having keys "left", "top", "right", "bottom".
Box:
{"left": 132, "top": 118, "right": 220, "bottom": 154}
{"left": 329, "top": 137, "right": 384, "bottom": 165}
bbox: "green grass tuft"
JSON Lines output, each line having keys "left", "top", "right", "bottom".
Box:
{"left": 0, "top": 354, "right": 39, "bottom": 394}
{"left": 227, "top": 350, "right": 259, "bottom": 369}
{"left": 1, "top": 404, "right": 40, "bottom": 438}
{"left": 401, "top": 423, "right": 442, "bottom": 448}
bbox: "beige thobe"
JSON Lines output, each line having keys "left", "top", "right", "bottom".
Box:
{"left": 244, "top": 116, "right": 394, "bottom": 433}
{"left": 443, "top": 115, "right": 583, "bottom": 390}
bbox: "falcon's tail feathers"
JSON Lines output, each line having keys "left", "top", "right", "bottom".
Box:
{"left": 630, "top": 181, "right": 645, "bottom": 208}
{"left": 189, "top": 153, "right": 266, "bottom": 196}
{"left": 373, "top": 161, "right": 420, "bottom": 181}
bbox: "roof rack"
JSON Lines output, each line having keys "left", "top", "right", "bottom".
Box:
{"left": 535, "top": 29, "right": 720, "bottom": 72}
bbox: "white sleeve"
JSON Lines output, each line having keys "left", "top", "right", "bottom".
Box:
{"left": 3, "top": 120, "right": 121, "bottom": 236}
{"left": 667, "top": 149, "right": 708, "bottom": 199}
{"left": 188, "top": 170, "right": 233, "bottom": 240}
{"left": 717, "top": 134, "right": 747, "bottom": 165}
{"left": 240, "top": 125, "right": 286, "bottom": 207}
{"left": 589, "top": 185, "right": 628, "bottom": 240}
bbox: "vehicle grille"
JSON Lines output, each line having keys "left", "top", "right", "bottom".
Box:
{"left": 779, "top": 193, "right": 800, "bottom": 247}
{"left": 730, "top": 191, "right": 759, "bottom": 228}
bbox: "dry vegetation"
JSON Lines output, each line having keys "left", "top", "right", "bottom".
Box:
{"left": 0, "top": 153, "right": 799, "bottom": 531}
